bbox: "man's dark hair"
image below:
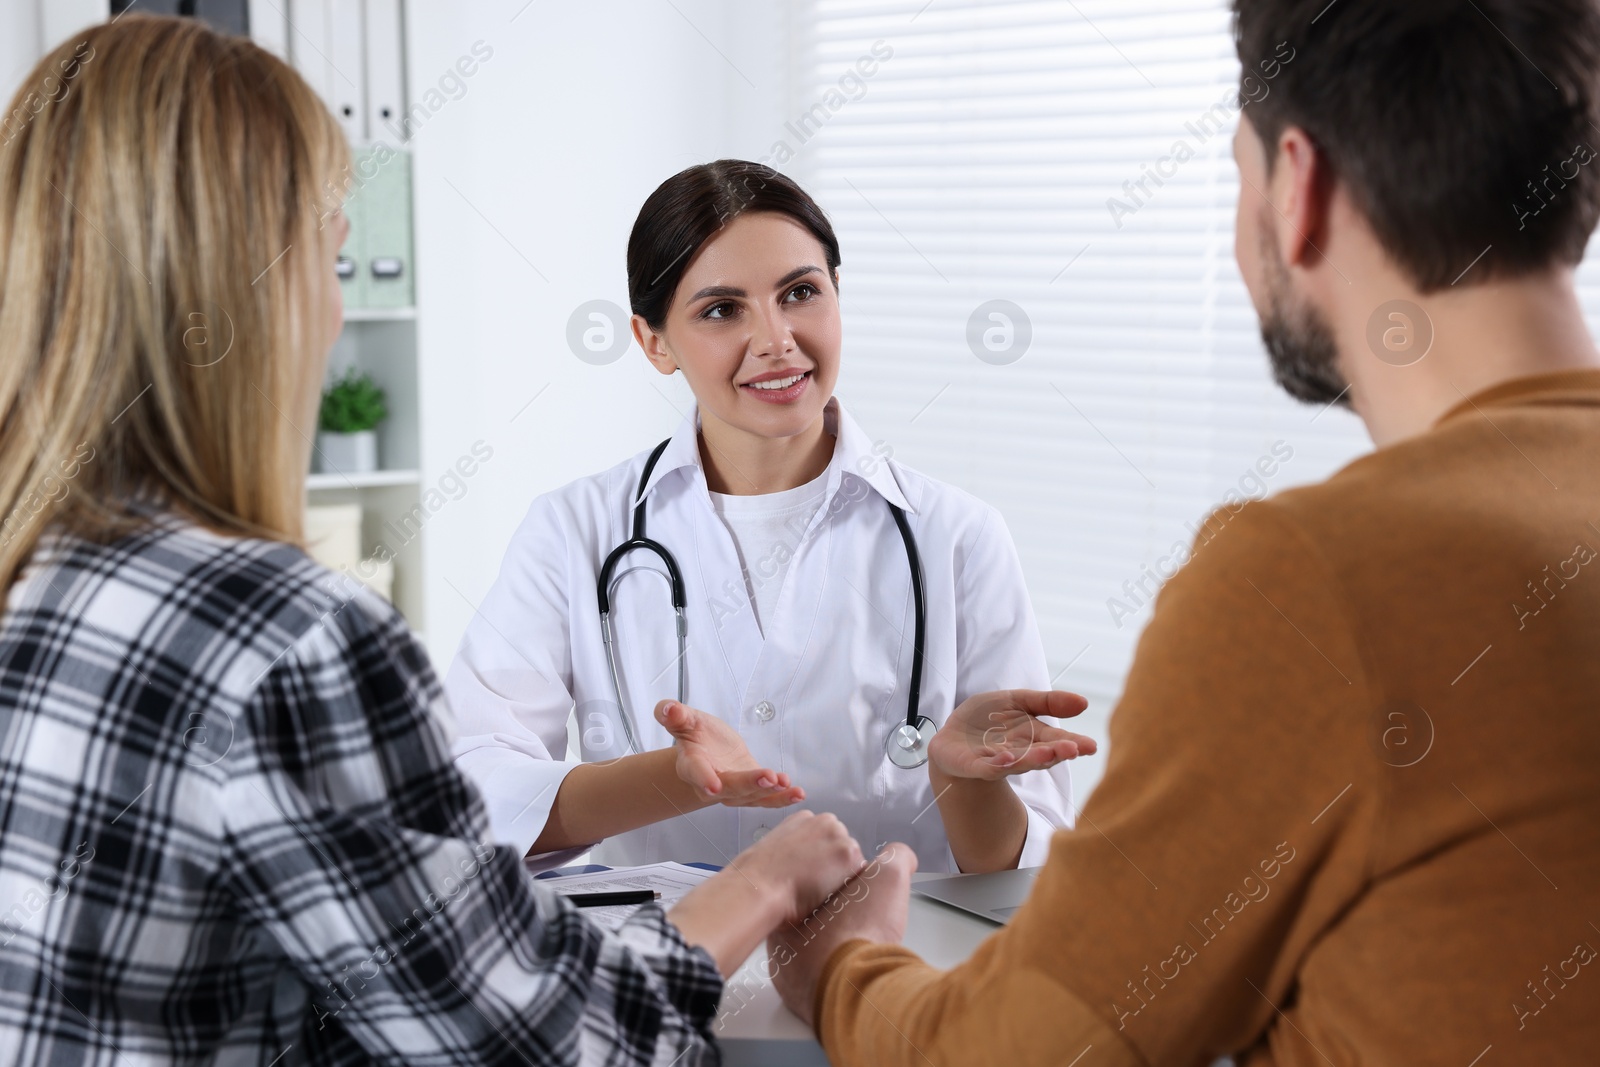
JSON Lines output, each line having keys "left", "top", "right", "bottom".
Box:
{"left": 1234, "top": 0, "right": 1600, "bottom": 291}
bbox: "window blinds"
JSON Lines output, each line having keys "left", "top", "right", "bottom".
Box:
{"left": 788, "top": 0, "right": 1374, "bottom": 795}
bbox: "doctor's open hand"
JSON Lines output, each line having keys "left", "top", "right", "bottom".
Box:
{"left": 928, "top": 689, "right": 1097, "bottom": 782}
{"left": 656, "top": 700, "right": 807, "bottom": 808}
{"left": 923, "top": 690, "right": 1096, "bottom": 872}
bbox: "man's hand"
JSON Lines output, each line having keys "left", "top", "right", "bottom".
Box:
{"left": 668, "top": 811, "right": 865, "bottom": 976}
{"left": 730, "top": 810, "right": 866, "bottom": 920}
{"left": 657, "top": 700, "right": 806, "bottom": 807}
{"left": 927, "top": 689, "right": 1097, "bottom": 781}
{"left": 768, "top": 843, "right": 919, "bottom": 1028}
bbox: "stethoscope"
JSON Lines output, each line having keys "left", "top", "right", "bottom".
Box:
{"left": 596, "top": 438, "right": 937, "bottom": 770}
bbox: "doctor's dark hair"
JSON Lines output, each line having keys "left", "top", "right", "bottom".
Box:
{"left": 627, "top": 160, "right": 842, "bottom": 330}
{"left": 1233, "top": 0, "right": 1600, "bottom": 292}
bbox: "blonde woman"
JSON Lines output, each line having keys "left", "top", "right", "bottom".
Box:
{"left": 0, "top": 16, "right": 868, "bottom": 1062}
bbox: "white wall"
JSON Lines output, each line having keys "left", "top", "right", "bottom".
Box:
{"left": 408, "top": 0, "right": 793, "bottom": 664}
{"left": 40, "top": 0, "right": 106, "bottom": 52}
{"left": 0, "top": 1, "right": 43, "bottom": 103}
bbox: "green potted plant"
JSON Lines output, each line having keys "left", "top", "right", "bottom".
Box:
{"left": 317, "top": 369, "right": 388, "bottom": 475}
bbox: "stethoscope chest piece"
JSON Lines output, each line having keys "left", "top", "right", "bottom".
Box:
{"left": 885, "top": 714, "right": 937, "bottom": 770}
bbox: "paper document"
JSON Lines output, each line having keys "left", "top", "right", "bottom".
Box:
{"left": 537, "top": 862, "right": 715, "bottom": 931}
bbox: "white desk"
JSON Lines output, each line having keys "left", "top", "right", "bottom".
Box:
{"left": 713, "top": 875, "right": 997, "bottom": 1066}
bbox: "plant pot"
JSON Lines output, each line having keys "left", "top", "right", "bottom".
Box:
{"left": 317, "top": 430, "right": 379, "bottom": 475}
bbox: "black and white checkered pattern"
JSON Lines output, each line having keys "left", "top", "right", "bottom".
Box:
{"left": 0, "top": 511, "right": 722, "bottom": 1065}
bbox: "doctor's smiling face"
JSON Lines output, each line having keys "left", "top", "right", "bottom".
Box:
{"left": 635, "top": 210, "right": 842, "bottom": 453}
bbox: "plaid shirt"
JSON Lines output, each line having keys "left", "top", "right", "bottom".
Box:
{"left": 0, "top": 512, "right": 723, "bottom": 1065}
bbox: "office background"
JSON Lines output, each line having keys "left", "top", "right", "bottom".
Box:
{"left": 10, "top": 0, "right": 1600, "bottom": 801}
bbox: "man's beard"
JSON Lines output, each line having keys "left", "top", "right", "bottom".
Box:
{"left": 1257, "top": 221, "right": 1351, "bottom": 408}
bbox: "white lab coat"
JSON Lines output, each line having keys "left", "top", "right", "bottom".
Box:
{"left": 446, "top": 399, "right": 1072, "bottom": 873}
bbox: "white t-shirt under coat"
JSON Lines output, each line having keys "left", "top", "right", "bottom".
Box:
{"left": 709, "top": 469, "right": 829, "bottom": 636}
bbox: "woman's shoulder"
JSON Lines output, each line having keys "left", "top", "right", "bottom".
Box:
{"left": 24, "top": 515, "right": 414, "bottom": 686}
{"left": 188, "top": 517, "right": 397, "bottom": 623}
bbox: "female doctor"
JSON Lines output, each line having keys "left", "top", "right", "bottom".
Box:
{"left": 446, "top": 160, "right": 1095, "bottom": 875}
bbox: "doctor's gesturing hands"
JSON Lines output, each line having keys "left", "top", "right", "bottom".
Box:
{"left": 658, "top": 686, "right": 1096, "bottom": 879}
{"left": 657, "top": 699, "right": 806, "bottom": 808}
{"left": 526, "top": 701, "right": 804, "bottom": 857}
{"left": 659, "top": 689, "right": 1093, "bottom": 810}
{"left": 928, "top": 694, "right": 1100, "bottom": 876}
{"left": 928, "top": 689, "right": 1097, "bottom": 781}
{"left": 925, "top": 689, "right": 1096, "bottom": 872}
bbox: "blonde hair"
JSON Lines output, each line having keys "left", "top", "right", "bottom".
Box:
{"left": 0, "top": 15, "right": 350, "bottom": 592}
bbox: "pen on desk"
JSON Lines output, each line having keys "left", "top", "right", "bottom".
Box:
{"left": 566, "top": 890, "right": 661, "bottom": 908}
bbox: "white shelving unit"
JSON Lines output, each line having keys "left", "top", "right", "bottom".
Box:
{"left": 342, "top": 307, "right": 418, "bottom": 323}
{"left": 310, "top": 258, "right": 425, "bottom": 636}
{"left": 306, "top": 469, "right": 421, "bottom": 492}
{"left": 282, "top": 0, "right": 427, "bottom": 638}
